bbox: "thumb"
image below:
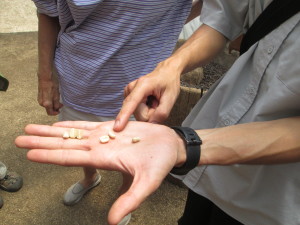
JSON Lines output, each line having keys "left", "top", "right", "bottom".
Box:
{"left": 107, "top": 176, "right": 161, "bottom": 225}
{"left": 134, "top": 103, "right": 150, "bottom": 122}
{"left": 148, "top": 91, "right": 178, "bottom": 124}
{"left": 114, "top": 86, "right": 153, "bottom": 131}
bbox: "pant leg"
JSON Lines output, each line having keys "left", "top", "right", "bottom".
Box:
{"left": 178, "top": 189, "right": 244, "bottom": 225}
{"left": 178, "top": 189, "right": 213, "bottom": 225}
{"left": 209, "top": 203, "right": 244, "bottom": 225}
{"left": 0, "top": 161, "right": 7, "bottom": 180}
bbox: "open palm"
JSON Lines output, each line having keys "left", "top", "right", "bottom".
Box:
{"left": 15, "top": 120, "right": 181, "bottom": 225}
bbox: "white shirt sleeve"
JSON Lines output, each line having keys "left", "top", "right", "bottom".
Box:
{"left": 200, "top": 0, "right": 249, "bottom": 40}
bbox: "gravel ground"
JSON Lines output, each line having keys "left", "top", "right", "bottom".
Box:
{"left": 180, "top": 61, "right": 228, "bottom": 90}
{"left": 178, "top": 39, "right": 239, "bottom": 92}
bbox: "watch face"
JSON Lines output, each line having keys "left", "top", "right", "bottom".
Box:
{"left": 0, "top": 75, "right": 9, "bottom": 91}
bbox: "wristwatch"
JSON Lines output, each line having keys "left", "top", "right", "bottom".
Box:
{"left": 170, "top": 126, "right": 202, "bottom": 175}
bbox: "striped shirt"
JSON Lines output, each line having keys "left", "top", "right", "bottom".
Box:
{"left": 33, "top": 0, "right": 192, "bottom": 116}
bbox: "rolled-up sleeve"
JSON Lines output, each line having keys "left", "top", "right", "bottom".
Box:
{"left": 200, "top": 0, "right": 249, "bottom": 40}
{"left": 32, "top": 0, "right": 58, "bottom": 17}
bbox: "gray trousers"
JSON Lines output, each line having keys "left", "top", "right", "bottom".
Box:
{"left": 0, "top": 161, "right": 7, "bottom": 180}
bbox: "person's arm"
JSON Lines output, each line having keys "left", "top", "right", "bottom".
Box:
{"left": 175, "top": 117, "right": 300, "bottom": 167}
{"left": 166, "top": 23, "right": 227, "bottom": 74}
{"left": 15, "top": 117, "right": 300, "bottom": 224}
{"left": 15, "top": 121, "right": 182, "bottom": 225}
{"left": 185, "top": 0, "right": 202, "bottom": 24}
{"left": 114, "top": 24, "right": 227, "bottom": 131}
{"left": 37, "top": 13, "right": 62, "bottom": 115}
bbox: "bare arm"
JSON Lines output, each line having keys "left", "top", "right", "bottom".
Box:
{"left": 168, "top": 24, "right": 227, "bottom": 74}
{"left": 37, "top": 13, "right": 62, "bottom": 115}
{"left": 175, "top": 117, "right": 300, "bottom": 167}
{"left": 37, "top": 13, "right": 59, "bottom": 77}
{"left": 15, "top": 117, "right": 300, "bottom": 224}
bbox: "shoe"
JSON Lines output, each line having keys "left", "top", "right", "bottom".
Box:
{"left": 118, "top": 214, "right": 131, "bottom": 225}
{"left": 0, "top": 196, "right": 3, "bottom": 209}
{"left": 63, "top": 173, "right": 101, "bottom": 206}
{"left": 0, "top": 171, "right": 23, "bottom": 192}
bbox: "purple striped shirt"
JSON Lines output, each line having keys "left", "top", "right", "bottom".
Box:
{"left": 33, "top": 0, "right": 192, "bottom": 116}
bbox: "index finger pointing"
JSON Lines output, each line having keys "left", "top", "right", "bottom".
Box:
{"left": 114, "top": 88, "right": 148, "bottom": 132}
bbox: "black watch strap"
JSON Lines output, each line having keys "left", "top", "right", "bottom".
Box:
{"left": 170, "top": 126, "right": 202, "bottom": 175}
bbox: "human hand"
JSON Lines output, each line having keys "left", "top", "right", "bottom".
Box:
{"left": 37, "top": 73, "right": 63, "bottom": 116}
{"left": 15, "top": 120, "right": 185, "bottom": 225}
{"left": 114, "top": 62, "right": 181, "bottom": 131}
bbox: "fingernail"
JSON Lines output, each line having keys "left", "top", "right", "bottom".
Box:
{"left": 113, "top": 120, "right": 120, "bottom": 130}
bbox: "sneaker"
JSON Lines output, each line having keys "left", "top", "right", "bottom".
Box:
{"left": 0, "top": 196, "right": 3, "bottom": 209}
{"left": 0, "top": 171, "right": 23, "bottom": 192}
{"left": 63, "top": 173, "right": 101, "bottom": 206}
{"left": 118, "top": 214, "right": 131, "bottom": 225}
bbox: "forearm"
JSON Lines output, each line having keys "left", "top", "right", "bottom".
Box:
{"left": 161, "top": 24, "right": 227, "bottom": 76}
{"left": 37, "top": 13, "right": 60, "bottom": 79}
{"left": 196, "top": 117, "right": 300, "bottom": 165}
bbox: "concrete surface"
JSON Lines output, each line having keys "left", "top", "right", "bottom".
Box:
{"left": 0, "top": 0, "right": 38, "bottom": 33}
{"left": 0, "top": 2, "right": 187, "bottom": 225}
